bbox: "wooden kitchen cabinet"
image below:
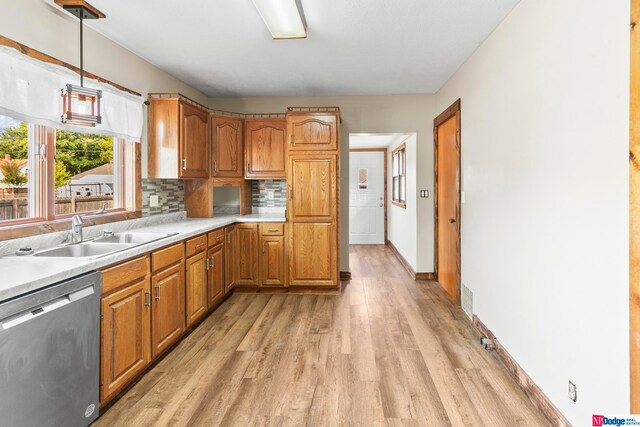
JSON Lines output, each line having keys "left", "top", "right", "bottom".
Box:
{"left": 225, "top": 225, "right": 236, "bottom": 292}
{"left": 288, "top": 154, "right": 337, "bottom": 222}
{"left": 236, "top": 223, "right": 259, "bottom": 286}
{"left": 207, "top": 244, "right": 225, "bottom": 307}
{"left": 260, "top": 223, "right": 286, "bottom": 287}
{"left": 185, "top": 249, "right": 208, "bottom": 328}
{"left": 244, "top": 118, "right": 286, "bottom": 179}
{"left": 151, "top": 260, "right": 185, "bottom": 358}
{"left": 148, "top": 97, "right": 209, "bottom": 179}
{"left": 288, "top": 222, "right": 336, "bottom": 287}
{"left": 211, "top": 115, "right": 243, "bottom": 177}
{"left": 100, "top": 256, "right": 151, "bottom": 405}
{"left": 286, "top": 112, "right": 339, "bottom": 151}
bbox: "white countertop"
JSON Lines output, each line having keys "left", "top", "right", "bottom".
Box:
{"left": 0, "top": 213, "right": 285, "bottom": 303}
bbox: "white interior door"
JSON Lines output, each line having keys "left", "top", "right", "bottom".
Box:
{"left": 349, "top": 151, "right": 385, "bottom": 244}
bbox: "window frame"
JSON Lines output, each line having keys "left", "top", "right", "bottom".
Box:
{"left": 392, "top": 143, "right": 407, "bottom": 208}
{"left": 0, "top": 119, "right": 141, "bottom": 240}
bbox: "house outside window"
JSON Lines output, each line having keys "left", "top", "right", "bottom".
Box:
{"left": 392, "top": 143, "right": 406, "bottom": 208}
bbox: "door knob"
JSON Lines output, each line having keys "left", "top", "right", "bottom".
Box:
{"left": 449, "top": 218, "right": 456, "bottom": 224}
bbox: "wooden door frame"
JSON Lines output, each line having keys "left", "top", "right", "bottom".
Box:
{"left": 433, "top": 99, "right": 462, "bottom": 304}
{"left": 349, "top": 148, "right": 388, "bottom": 243}
{"left": 631, "top": 0, "right": 640, "bottom": 412}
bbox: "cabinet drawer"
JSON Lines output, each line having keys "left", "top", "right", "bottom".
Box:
{"left": 260, "top": 223, "right": 284, "bottom": 236}
{"left": 185, "top": 235, "right": 207, "bottom": 257}
{"left": 102, "top": 256, "right": 149, "bottom": 294}
{"left": 152, "top": 243, "right": 184, "bottom": 273}
{"left": 208, "top": 228, "right": 225, "bottom": 247}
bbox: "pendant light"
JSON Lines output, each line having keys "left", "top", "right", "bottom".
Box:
{"left": 55, "top": 0, "right": 105, "bottom": 127}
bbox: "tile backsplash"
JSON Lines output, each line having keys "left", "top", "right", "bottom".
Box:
{"left": 142, "top": 179, "right": 184, "bottom": 216}
{"left": 252, "top": 180, "right": 286, "bottom": 208}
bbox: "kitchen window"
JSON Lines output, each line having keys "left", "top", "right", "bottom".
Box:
{"left": 392, "top": 143, "right": 406, "bottom": 208}
{"left": 0, "top": 112, "right": 140, "bottom": 236}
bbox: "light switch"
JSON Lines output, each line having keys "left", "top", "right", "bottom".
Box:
{"left": 419, "top": 190, "right": 429, "bottom": 198}
{"left": 267, "top": 190, "right": 275, "bottom": 200}
{"left": 149, "top": 194, "right": 159, "bottom": 207}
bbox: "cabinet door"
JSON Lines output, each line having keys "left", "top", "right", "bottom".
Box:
{"left": 101, "top": 277, "right": 151, "bottom": 403}
{"left": 287, "top": 113, "right": 338, "bottom": 151}
{"left": 261, "top": 236, "right": 285, "bottom": 286}
{"left": 180, "top": 103, "right": 209, "bottom": 178}
{"left": 289, "top": 222, "right": 337, "bottom": 287}
{"left": 212, "top": 116, "right": 243, "bottom": 177}
{"left": 245, "top": 119, "right": 286, "bottom": 179}
{"left": 151, "top": 262, "right": 185, "bottom": 358}
{"left": 208, "top": 244, "right": 225, "bottom": 307}
{"left": 225, "top": 226, "right": 236, "bottom": 292}
{"left": 236, "top": 223, "right": 258, "bottom": 286}
{"left": 289, "top": 155, "right": 337, "bottom": 222}
{"left": 185, "top": 252, "right": 208, "bottom": 327}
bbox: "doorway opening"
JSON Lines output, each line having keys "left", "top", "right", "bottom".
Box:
{"left": 434, "top": 99, "right": 462, "bottom": 304}
{"left": 348, "top": 133, "right": 410, "bottom": 245}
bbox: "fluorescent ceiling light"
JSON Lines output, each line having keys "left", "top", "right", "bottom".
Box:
{"left": 251, "top": 0, "right": 307, "bottom": 39}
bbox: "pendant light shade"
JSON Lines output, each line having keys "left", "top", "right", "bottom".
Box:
{"left": 251, "top": 0, "right": 307, "bottom": 39}
{"left": 55, "top": 0, "right": 105, "bottom": 127}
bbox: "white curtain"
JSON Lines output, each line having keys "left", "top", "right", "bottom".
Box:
{"left": 0, "top": 46, "right": 143, "bottom": 140}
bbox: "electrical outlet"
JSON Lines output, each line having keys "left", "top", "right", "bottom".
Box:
{"left": 568, "top": 381, "right": 577, "bottom": 403}
{"left": 149, "top": 194, "right": 159, "bottom": 208}
{"left": 267, "top": 190, "right": 275, "bottom": 200}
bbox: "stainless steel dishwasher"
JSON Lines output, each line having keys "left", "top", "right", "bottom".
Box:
{"left": 0, "top": 272, "right": 101, "bottom": 427}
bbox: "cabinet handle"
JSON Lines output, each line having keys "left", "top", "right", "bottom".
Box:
{"left": 155, "top": 285, "right": 161, "bottom": 301}
{"left": 268, "top": 229, "right": 278, "bottom": 233}
{"left": 182, "top": 159, "right": 187, "bottom": 170}
{"left": 144, "top": 291, "right": 151, "bottom": 307}
{"left": 195, "top": 243, "right": 204, "bottom": 249}
{"left": 205, "top": 258, "right": 210, "bottom": 270}
{"left": 246, "top": 163, "right": 250, "bottom": 174}
{"left": 214, "top": 161, "right": 217, "bottom": 172}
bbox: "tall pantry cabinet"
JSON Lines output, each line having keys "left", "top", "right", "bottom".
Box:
{"left": 286, "top": 109, "right": 340, "bottom": 288}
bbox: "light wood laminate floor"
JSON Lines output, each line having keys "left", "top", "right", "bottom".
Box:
{"left": 95, "top": 244, "right": 548, "bottom": 426}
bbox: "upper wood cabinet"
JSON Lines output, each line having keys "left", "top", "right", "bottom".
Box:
{"left": 286, "top": 113, "right": 339, "bottom": 151}
{"left": 211, "top": 115, "right": 243, "bottom": 177}
{"left": 288, "top": 154, "right": 337, "bottom": 222}
{"left": 244, "top": 119, "right": 286, "bottom": 179}
{"left": 148, "top": 98, "right": 209, "bottom": 179}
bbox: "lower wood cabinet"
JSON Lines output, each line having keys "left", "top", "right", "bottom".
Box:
{"left": 100, "top": 256, "right": 151, "bottom": 405}
{"left": 288, "top": 222, "right": 336, "bottom": 287}
{"left": 225, "top": 225, "right": 236, "bottom": 292}
{"left": 207, "top": 244, "right": 225, "bottom": 307}
{"left": 185, "top": 250, "right": 208, "bottom": 327}
{"left": 236, "top": 223, "right": 258, "bottom": 286}
{"left": 261, "top": 235, "right": 285, "bottom": 286}
{"left": 151, "top": 260, "right": 185, "bottom": 358}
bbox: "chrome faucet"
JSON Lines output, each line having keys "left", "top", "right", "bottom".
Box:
{"left": 71, "top": 215, "right": 84, "bottom": 244}
{"left": 94, "top": 203, "right": 108, "bottom": 215}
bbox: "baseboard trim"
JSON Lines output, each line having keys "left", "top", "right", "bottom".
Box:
{"left": 385, "top": 240, "right": 435, "bottom": 281}
{"left": 471, "top": 315, "right": 570, "bottom": 427}
{"left": 340, "top": 271, "right": 352, "bottom": 281}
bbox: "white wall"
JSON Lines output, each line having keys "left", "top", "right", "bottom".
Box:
{"left": 435, "top": 0, "right": 630, "bottom": 422}
{"left": 209, "top": 95, "right": 437, "bottom": 273}
{"left": 387, "top": 135, "right": 418, "bottom": 269}
{"left": 0, "top": 0, "right": 210, "bottom": 177}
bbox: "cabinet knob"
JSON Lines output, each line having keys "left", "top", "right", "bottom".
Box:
{"left": 182, "top": 159, "right": 187, "bottom": 170}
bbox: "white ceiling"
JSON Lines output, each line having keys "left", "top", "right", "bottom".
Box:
{"left": 349, "top": 133, "right": 412, "bottom": 149}
{"left": 83, "top": 0, "right": 521, "bottom": 97}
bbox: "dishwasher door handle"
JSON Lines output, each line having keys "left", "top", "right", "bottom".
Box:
{"left": 0, "top": 285, "right": 95, "bottom": 331}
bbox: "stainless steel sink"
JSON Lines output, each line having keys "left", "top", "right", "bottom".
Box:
{"left": 33, "top": 243, "right": 131, "bottom": 259}
{"left": 30, "top": 231, "right": 178, "bottom": 259}
{"left": 92, "top": 231, "right": 177, "bottom": 245}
